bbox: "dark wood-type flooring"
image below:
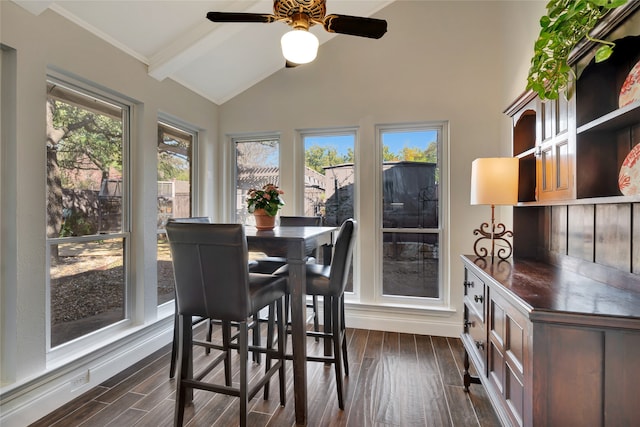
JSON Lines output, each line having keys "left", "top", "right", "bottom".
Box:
{"left": 30, "top": 323, "right": 500, "bottom": 426}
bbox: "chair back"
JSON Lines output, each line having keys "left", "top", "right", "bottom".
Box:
{"left": 329, "top": 219, "right": 357, "bottom": 296}
{"left": 166, "top": 222, "right": 252, "bottom": 321}
{"left": 167, "top": 217, "right": 210, "bottom": 224}
{"left": 279, "top": 216, "right": 322, "bottom": 227}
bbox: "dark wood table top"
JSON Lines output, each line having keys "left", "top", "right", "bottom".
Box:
{"left": 245, "top": 226, "right": 336, "bottom": 258}
{"left": 461, "top": 255, "right": 640, "bottom": 327}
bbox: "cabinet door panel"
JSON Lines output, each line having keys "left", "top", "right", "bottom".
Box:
{"left": 539, "top": 144, "right": 554, "bottom": 194}
{"left": 554, "top": 139, "right": 570, "bottom": 190}
{"left": 506, "top": 315, "right": 525, "bottom": 376}
{"left": 534, "top": 324, "right": 603, "bottom": 427}
{"left": 506, "top": 366, "right": 524, "bottom": 427}
{"left": 604, "top": 330, "right": 640, "bottom": 426}
{"left": 556, "top": 96, "right": 568, "bottom": 135}
{"left": 541, "top": 100, "right": 553, "bottom": 142}
{"left": 489, "top": 341, "right": 505, "bottom": 395}
{"left": 490, "top": 297, "right": 505, "bottom": 348}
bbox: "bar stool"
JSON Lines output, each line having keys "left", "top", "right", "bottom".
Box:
{"left": 164, "top": 217, "right": 210, "bottom": 379}
{"left": 166, "top": 222, "right": 287, "bottom": 427}
{"left": 273, "top": 218, "right": 356, "bottom": 409}
{"left": 166, "top": 217, "right": 261, "bottom": 378}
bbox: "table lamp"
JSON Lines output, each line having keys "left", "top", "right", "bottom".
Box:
{"left": 470, "top": 157, "right": 519, "bottom": 260}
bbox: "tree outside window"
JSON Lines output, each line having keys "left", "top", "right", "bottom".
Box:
{"left": 46, "top": 80, "right": 128, "bottom": 348}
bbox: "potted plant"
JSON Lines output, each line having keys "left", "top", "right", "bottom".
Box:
{"left": 246, "top": 184, "right": 285, "bottom": 230}
{"left": 527, "top": 0, "right": 628, "bottom": 100}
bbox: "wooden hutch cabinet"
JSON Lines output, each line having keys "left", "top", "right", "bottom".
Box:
{"left": 461, "top": 255, "right": 640, "bottom": 427}
{"left": 461, "top": 2, "right": 640, "bottom": 426}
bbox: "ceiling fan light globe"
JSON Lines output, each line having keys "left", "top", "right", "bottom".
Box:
{"left": 281, "top": 29, "right": 319, "bottom": 64}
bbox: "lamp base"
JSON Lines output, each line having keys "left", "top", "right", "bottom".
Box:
{"left": 473, "top": 205, "right": 513, "bottom": 260}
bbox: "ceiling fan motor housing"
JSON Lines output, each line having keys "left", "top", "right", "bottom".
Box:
{"left": 274, "top": 0, "right": 327, "bottom": 21}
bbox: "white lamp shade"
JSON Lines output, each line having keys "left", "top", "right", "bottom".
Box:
{"left": 470, "top": 157, "right": 519, "bottom": 205}
{"left": 281, "top": 29, "right": 319, "bottom": 64}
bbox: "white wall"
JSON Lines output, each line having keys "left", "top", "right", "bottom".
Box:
{"left": 0, "top": 2, "right": 218, "bottom": 425}
{"left": 218, "top": 0, "right": 545, "bottom": 335}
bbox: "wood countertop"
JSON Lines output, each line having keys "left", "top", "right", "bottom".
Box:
{"left": 461, "top": 255, "right": 640, "bottom": 328}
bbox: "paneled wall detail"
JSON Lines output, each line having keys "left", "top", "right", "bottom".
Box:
{"left": 567, "top": 204, "right": 594, "bottom": 261}
{"left": 541, "top": 203, "right": 640, "bottom": 291}
{"left": 595, "top": 204, "right": 631, "bottom": 271}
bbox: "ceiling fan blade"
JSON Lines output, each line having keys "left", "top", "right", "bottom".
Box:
{"left": 323, "top": 14, "right": 387, "bottom": 39}
{"left": 206, "top": 12, "right": 276, "bottom": 24}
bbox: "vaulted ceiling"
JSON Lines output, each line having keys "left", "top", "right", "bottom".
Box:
{"left": 13, "top": 0, "right": 393, "bottom": 105}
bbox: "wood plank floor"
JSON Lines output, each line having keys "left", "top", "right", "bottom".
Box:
{"left": 29, "top": 324, "right": 500, "bottom": 427}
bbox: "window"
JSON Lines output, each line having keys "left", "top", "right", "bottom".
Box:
{"left": 378, "top": 123, "right": 445, "bottom": 301}
{"left": 46, "top": 77, "right": 129, "bottom": 349}
{"left": 156, "top": 120, "right": 196, "bottom": 306}
{"left": 302, "top": 130, "right": 355, "bottom": 292}
{"left": 234, "top": 137, "right": 279, "bottom": 224}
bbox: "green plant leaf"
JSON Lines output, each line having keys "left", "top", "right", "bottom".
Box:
{"left": 527, "top": 0, "right": 623, "bottom": 99}
{"left": 595, "top": 44, "right": 614, "bottom": 62}
{"left": 540, "top": 15, "right": 551, "bottom": 27}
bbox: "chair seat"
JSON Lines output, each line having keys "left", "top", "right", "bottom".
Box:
{"left": 273, "top": 263, "right": 336, "bottom": 296}
{"left": 249, "top": 273, "right": 287, "bottom": 313}
{"left": 249, "top": 256, "right": 316, "bottom": 274}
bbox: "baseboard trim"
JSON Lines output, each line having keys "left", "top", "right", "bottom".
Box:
{"left": 344, "top": 302, "right": 461, "bottom": 337}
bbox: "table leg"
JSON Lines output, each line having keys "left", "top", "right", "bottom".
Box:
{"left": 288, "top": 245, "right": 308, "bottom": 425}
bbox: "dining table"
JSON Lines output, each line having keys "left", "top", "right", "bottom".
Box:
{"left": 245, "top": 225, "right": 336, "bottom": 426}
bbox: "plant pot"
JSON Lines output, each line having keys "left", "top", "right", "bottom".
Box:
{"left": 253, "top": 208, "right": 276, "bottom": 230}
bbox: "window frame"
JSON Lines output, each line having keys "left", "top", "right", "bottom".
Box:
{"left": 44, "top": 73, "right": 132, "bottom": 362}
{"left": 299, "top": 127, "right": 358, "bottom": 292}
{"left": 231, "top": 133, "right": 281, "bottom": 223}
{"left": 375, "top": 121, "right": 450, "bottom": 308}
{"left": 156, "top": 116, "right": 199, "bottom": 313}
{"left": 157, "top": 117, "right": 200, "bottom": 219}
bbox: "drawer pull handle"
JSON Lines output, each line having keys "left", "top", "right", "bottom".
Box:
{"left": 474, "top": 295, "right": 484, "bottom": 303}
{"left": 464, "top": 280, "right": 474, "bottom": 288}
{"left": 475, "top": 341, "right": 485, "bottom": 350}
{"left": 464, "top": 320, "right": 475, "bottom": 328}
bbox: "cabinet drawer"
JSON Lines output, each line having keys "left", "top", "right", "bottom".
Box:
{"left": 464, "top": 304, "right": 487, "bottom": 374}
{"left": 464, "top": 268, "right": 486, "bottom": 321}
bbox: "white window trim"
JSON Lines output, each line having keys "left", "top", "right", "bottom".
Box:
{"left": 45, "top": 73, "right": 133, "bottom": 364}
{"left": 229, "top": 132, "right": 281, "bottom": 222}
{"left": 157, "top": 114, "right": 200, "bottom": 218}
{"left": 156, "top": 115, "right": 200, "bottom": 315}
{"left": 298, "top": 127, "right": 359, "bottom": 297}
{"left": 374, "top": 121, "right": 451, "bottom": 309}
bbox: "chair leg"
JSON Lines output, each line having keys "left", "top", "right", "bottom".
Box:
{"left": 323, "top": 296, "right": 332, "bottom": 358}
{"left": 332, "top": 297, "right": 345, "bottom": 410}
{"left": 340, "top": 297, "right": 349, "bottom": 376}
{"left": 284, "top": 294, "right": 291, "bottom": 325}
{"left": 239, "top": 321, "right": 248, "bottom": 427}
{"left": 263, "top": 302, "right": 275, "bottom": 400}
{"left": 169, "top": 311, "right": 178, "bottom": 379}
{"left": 311, "top": 295, "right": 320, "bottom": 342}
{"left": 276, "top": 297, "right": 287, "bottom": 406}
{"left": 252, "top": 313, "right": 261, "bottom": 363}
{"left": 222, "top": 320, "right": 233, "bottom": 387}
{"left": 206, "top": 318, "right": 213, "bottom": 355}
{"left": 174, "top": 314, "right": 192, "bottom": 427}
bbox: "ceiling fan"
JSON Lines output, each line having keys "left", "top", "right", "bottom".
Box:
{"left": 206, "top": 0, "right": 387, "bottom": 65}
